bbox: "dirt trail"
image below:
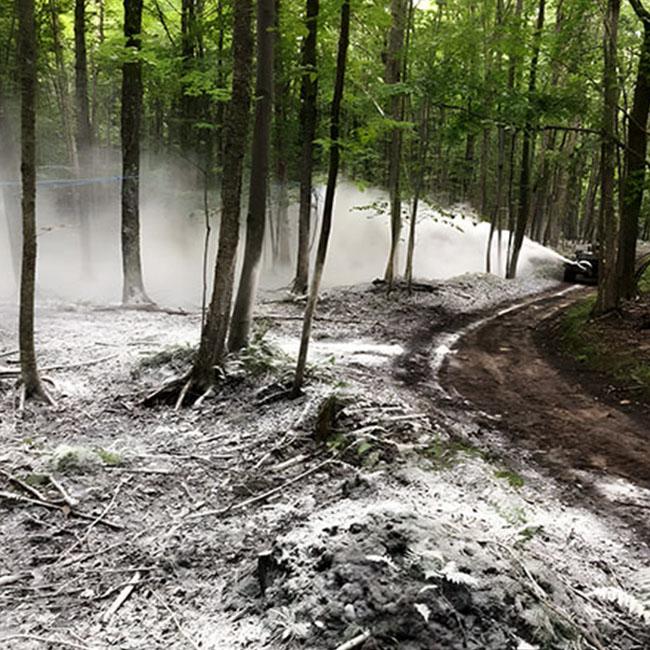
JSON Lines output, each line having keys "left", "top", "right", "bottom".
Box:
{"left": 442, "top": 289, "right": 650, "bottom": 492}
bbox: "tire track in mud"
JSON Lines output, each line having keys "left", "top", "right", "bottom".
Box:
{"left": 394, "top": 285, "right": 650, "bottom": 544}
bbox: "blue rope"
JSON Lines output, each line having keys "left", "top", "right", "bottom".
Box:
{"left": 0, "top": 175, "right": 130, "bottom": 189}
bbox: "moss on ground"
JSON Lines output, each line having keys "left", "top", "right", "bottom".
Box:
{"left": 559, "top": 291, "right": 650, "bottom": 400}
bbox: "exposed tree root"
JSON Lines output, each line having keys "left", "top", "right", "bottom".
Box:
{"left": 15, "top": 380, "right": 56, "bottom": 412}
{"left": 143, "top": 365, "right": 232, "bottom": 409}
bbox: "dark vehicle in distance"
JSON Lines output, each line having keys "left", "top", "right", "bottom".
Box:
{"left": 563, "top": 247, "right": 599, "bottom": 284}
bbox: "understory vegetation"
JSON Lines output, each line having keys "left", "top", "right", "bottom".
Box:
{"left": 559, "top": 289, "right": 650, "bottom": 400}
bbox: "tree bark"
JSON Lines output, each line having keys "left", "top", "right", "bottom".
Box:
{"left": 507, "top": 0, "right": 546, "bottom": 279}
{"left": 18, "top": 0, "right": 51, "bottom": 403}
{"left": 75, "top": 0, "right": 94, "bottom": 276}
{"left": 617, "top": 1, "right": 650, "bottom": 299}
{"left": 595, "top": 0, "right": 621, "bottom": 314}
{"left": 292, "top": 0, "right": 319, "bottom": 295}
{"left": 228, "top": 0, "right": 275, "bottom": 352}
{"left": 404, "top": 100, "right": 430, "bottom": 288}
{"left": 189, "top": 0, "right": 254, "bottom": 390}
{"left": 121, "top": 0, "right": 151, "bottom": 304}
{"left": 383, "top": 0, "right": 407, "bottom": 290}
{"left": 272, "top": 0, "right": 291, "bottom": 268}
{"left": 0, "top": 92, "right": 22, "bottom": 284}
{"left": 293, "top": 0, "right": 350, "bottom": 394}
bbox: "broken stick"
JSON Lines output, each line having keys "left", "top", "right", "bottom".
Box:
{"left": 100, "top": 570, "right": 142, "bottom": 625}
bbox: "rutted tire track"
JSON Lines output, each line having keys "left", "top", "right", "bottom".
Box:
{"left": 440, "top": 289, "right": 650, "bottom": 492}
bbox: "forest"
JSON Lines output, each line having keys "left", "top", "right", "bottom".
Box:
{"left": 1, "top": 0, "right": 650, "bottom": 648}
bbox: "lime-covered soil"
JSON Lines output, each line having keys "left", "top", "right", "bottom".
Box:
{"left": 0, "top": 274, "right": 648, "bottom": 649}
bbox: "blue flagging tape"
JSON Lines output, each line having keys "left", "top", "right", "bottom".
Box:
{"left": 0, "top": 175, "right": 131, "bottom": 189}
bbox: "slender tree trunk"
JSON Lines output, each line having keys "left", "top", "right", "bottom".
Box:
{"left": 75, "top": 0, "right": 94, "bottom": 276}
{"left": 189, "top": 0, "right": 254, "bottom": 391}
{"left": 293, "top": 0, "right": 350, "bottom": 394}
{"left": 272, "top": 0, "right": 291, "bottom": 268}
{"left": 0, "top": 92, "right": 22, "bottom": 284}
{"left": 617, "top": 2, "right": 650, "bottom": 299}
{"left": 595, "top": 0, "right": 621, "bottom": 314}
{"left": 581, "top": 153, "right": 600, "bottom": 242}
{"left": 507, "top": 0, "right": 545, "bottom": 279}
{"left": 228, "top": 0, "right": 275, "bottom": 352}
{"left": 405, "top": 100, "right": 430, "bottom": 288}
{"left": 121, "top": 0, "right": 151, "bottom": 304}
{"left": 383, "top": 0, "right": 407, "bottom": 290}
{"left": 18, "top": 0, "right": 51, "bottom": 404}
{"left": 214, "top": 0, "right": 226, "bottom": 168}
{"left": 292, "top": 0, "right": 319, "bottom": 295}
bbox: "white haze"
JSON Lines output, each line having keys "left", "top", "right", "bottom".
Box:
{"left": 0, "top": 171, "right": 563, "bottom": 308}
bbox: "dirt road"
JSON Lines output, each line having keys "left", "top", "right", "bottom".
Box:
{"left": 442, "top": 289, "right": 650, "bottom": 493}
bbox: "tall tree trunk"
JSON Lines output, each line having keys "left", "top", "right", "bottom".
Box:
{"left": 581, "top": 153, "right": 600, "bottom": 242}
{"left": 188, "top": 0, "right": 254, "bottom": 393}
{"left": 75, "top": 0, "right": 94, "bottom": 276}
{"left": 228, "top": 0, "right": 275, "bottom": 352}
{"left": 486, "top": 0, "right": 505, "bottom": 274}
{"left": 121, "top": 0, "right": 150, "bottom": 304}
{"left": 272, "top": 0, "right": 291, "bottom": 268}
{"left": 293, "top": 0, "right": 350, "bottom": 394}
{"left": 179, "top": 0, "right": 196, "bottom": 155}
{"left": 214, "top": 0, "right": 226, "bottom": 168}
{"left": 0, "top": 92, "right": 22, "bottom": 284}
{"left": 595, "top": 0, "right": 621, "bottom": 314}
{"left": 18, "top": 0, "right": 51, "bottom": 404}
{"left": 507, "top": 0, "right": 545, "bottom": 279}
{"left": 405, "top": 100, "right": 430, "bottom": 288}
{"left": 292, "top": 0, "right": 319, "bottom": 295}
{"left": 383, "top": 0, "right": 407, "bottom": 290}
{"left": 617, "top": 1, "right": 650, "bottom": 299}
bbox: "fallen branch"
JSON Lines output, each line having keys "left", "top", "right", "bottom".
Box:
{"left": 0, "top": 353, "right": 119, "bottom": 378}
{"left": 0, "top": 349, "right": 18, "bottom": 359}
{"left": 100, "top": 570, "right": 142, "bottom": 625}
{"left": 334, "top": 629, "right": 372, "bottom": 650}
{"left": 0, "top": 490, "right": 124, "bottom": 530}
{"left": 0, "top": 634, "right": 90, "bottom": 650}
{"left": 185, "top": 458, "right": 333, "bottom": 520}
{"left": 0, "top": 469, "right": 50, "bottom": 503}
{"left": 58, "top": 478, "right": 129, "bottom": 560}
{"left": 93, "top": 303, "right": 193, "bottom": 316}
{"left": 48, "top": 474, "right": 79, "bottom": 508}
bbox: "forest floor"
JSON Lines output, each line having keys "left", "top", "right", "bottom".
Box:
{"left": 0, "top": 271, "right": 649, "bottom": 650}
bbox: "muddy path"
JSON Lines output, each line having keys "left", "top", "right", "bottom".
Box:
{"left": 439, "top": 288, "right": 650, "bottom": 539}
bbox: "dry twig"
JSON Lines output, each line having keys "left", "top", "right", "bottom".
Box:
{"left": 334, "top": 629, "right": 372, "bottom": 650}
{"left": 185, "top": 458, "right": 333, "bottom": 520}
{"left": 100, "top": 570, "right": 142, "bottom": 625}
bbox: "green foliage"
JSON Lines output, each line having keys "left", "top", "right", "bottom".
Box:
{"left": 235, "top": 322, "right": 293, "bottom": 378}
{"left": 560, "top": 297, "right": 650, "bottom": 398}
{"left": 422, "top": 437, "right": 483, "bottom": 470}
{"left": 96, "top": 448, "right": 123, "bottom": 466}
{"left": 494, "top": 468, "right": 525, "bottom": 489}
{"left": 50, "top": 445, "right": 98, "bottom": 474}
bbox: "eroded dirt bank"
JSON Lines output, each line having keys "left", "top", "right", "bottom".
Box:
{"left": 1, "top": 276, "right": 649, "bottom": 649}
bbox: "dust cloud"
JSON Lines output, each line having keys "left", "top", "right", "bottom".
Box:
{"left": 0, "top": 169, "right": 563, "bottom": 308}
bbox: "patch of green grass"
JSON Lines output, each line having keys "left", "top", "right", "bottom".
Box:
{"left": 96, "top": 448, "right": 123, "bottom": 466}
{"left": 50, "top": 445, "right": 98, "bottom": 474}
{"left": 422, "top": 438, "right": 484, "bottom": 470}
{"left": 494, "top": 468, "right": 525, "bottom": 489}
